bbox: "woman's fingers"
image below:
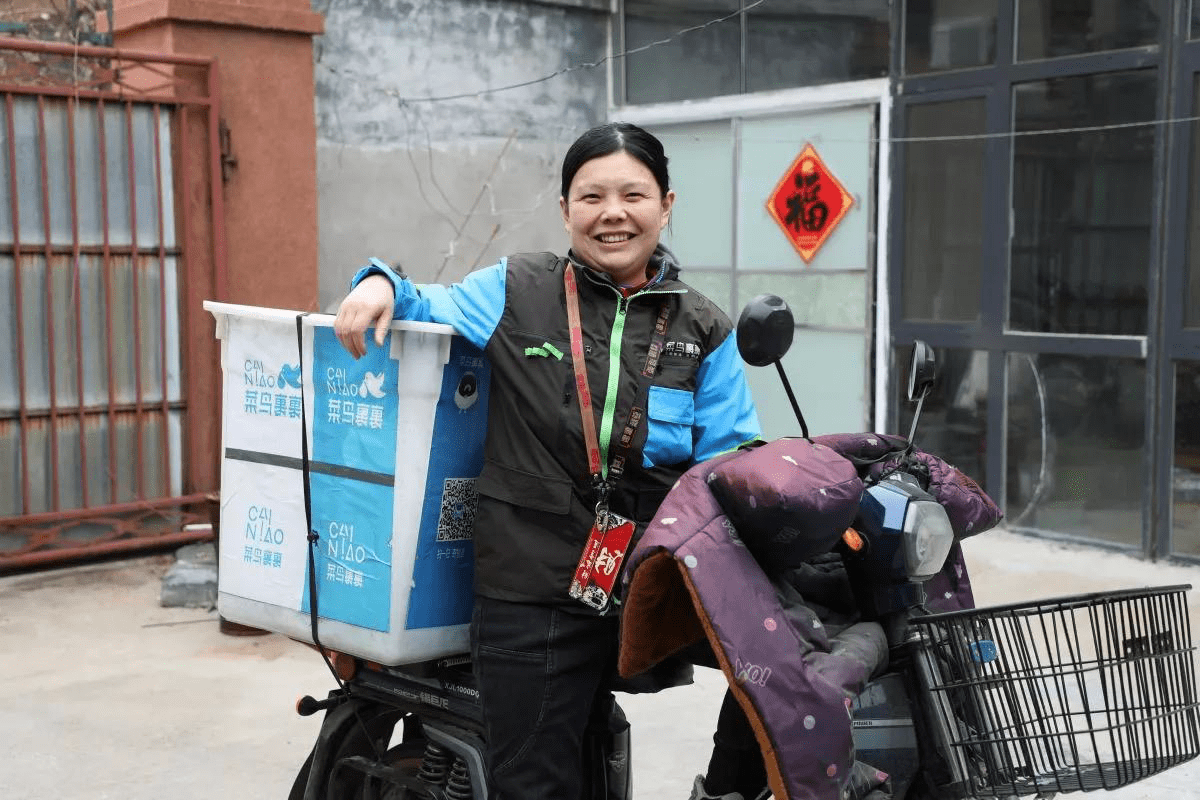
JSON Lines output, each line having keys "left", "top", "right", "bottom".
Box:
{"left": 334, "top": 275, "right": 395, "bottom": 359}
{"left": 373, "top": 305, "right": 392, "bottom": 348}
{"left": 333, "top": 303, "right": 366, "bottom": 358}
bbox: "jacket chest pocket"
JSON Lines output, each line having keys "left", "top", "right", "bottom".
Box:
{"left": 512, "top": 328, "right": 573, "bottom": 369}
{"left": 642, "top": 385, "right": 695, "bottom": 468}
{"left": 655, "top": 353, "right": 700, "bottom": 381}
{"left": 506, "top": 329, "right": 577, "bottom": 427}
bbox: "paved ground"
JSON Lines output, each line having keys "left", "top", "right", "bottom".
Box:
{"left": 3, "top": 527, "right": 1200, "bottom": 799}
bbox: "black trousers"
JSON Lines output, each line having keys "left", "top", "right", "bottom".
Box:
{"left": 704, "top": 688, "right": 769, "bottom": 798}
{"left": 470, "top": 595, "right": 620, "bottom": 800}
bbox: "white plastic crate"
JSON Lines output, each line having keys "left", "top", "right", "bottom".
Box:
{"left": 204, "top": 302, "right": 488, "bottom": 664}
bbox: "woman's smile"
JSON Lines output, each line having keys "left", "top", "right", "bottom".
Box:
{"left": 596, "top": 232, "right": 635, "bottom": 244}
{"left": 560, "top": 151, "right": 674, "bottom": 286}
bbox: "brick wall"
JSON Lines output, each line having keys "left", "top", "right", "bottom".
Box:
{"left": 1, "top": 0, "right": 111, "bottom": 86}
{"left": 2, "top": 0, "right": 106, "bottom": 44}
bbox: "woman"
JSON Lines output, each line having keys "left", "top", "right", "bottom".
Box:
{"left": 334, "top": 122, "right": 761, "bottom": 799}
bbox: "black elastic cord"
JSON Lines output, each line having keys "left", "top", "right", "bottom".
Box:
{"left": 294, "top": 314, "right": 387, "bottom": 763}
{"left": 295, "top": 314, "right": 342, "bottom": 687}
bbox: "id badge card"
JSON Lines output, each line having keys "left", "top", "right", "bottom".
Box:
{"left": 569, "top": 510, "right": 636, "bottom": 612}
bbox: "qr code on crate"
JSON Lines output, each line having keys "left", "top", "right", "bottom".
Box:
{"left": 437, "top": 478, "right": 478, "bottom": 542}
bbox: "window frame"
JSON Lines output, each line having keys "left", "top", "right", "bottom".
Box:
{"left": 890, "top": 0, "right": 1174, "bottom": 556}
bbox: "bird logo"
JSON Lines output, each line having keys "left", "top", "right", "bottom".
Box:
{"left": 277, "top": 364, "right": 302, "bottom": 389}
{"left": 359, "top": 371, "right": 386, "bottom": 399}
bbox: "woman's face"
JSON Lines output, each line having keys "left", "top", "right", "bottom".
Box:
{"left": 559, "top": 151, "right": 675, "bottom": 286}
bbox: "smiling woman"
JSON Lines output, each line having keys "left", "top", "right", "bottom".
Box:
{"left": 558, "top": 131, "right": 675, "bottom": 287}
{"left": 331, "top": 121, "right": 762, "bottom": 800}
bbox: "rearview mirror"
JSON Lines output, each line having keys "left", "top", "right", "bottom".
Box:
{"left": 905, "top": 340, "right": 936, "bottom": 443}
{"left": 736, "top": 294, "right": 794, "bottom": 367}
{"left": 736, "top": 294, "right": 810, "bottom": 438}
{"left": 907, "top": 340, "right": 936, "bottom": 402}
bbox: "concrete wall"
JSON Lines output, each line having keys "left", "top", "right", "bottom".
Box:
{"left": 312, "top": 0, "right": 610, "bottom": 309}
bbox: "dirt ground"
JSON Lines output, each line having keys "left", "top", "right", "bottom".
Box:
{"left": 2, "top": 528, "right": 1199, "bottom": 799}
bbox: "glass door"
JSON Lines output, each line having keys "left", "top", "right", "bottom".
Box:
{"left": 1159, "top": 40, "right": 1200, "bottom": 558}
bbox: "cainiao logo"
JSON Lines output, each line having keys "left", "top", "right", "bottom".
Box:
{"left": 278, "top": 364, "right": 303, "bottom": 389}
{"left": 243, "top": 358, "right": 301, "bottom": 418}
{"left": 326, "top": 366, "right": 387, "bottom": 398}
{"left": 323, "top": 519, "right": 368, "bottom": 589}
{"left": 325, "top": 365, "right": 389, "bottom": 430}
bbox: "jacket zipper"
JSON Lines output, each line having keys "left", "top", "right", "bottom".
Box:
{"left": 597, "top": 285, "right": 686, "bottom": 477}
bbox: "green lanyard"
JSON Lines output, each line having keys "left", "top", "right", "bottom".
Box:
{"left": 563, "top": 263, "right": 672, "bottom": 509}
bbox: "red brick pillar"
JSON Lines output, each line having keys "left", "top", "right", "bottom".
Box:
{"left": 102, "top": 0, "right": 323, "bottom": 499}
{"left": 107, "top": 0, "right": 323, "bottom": 311}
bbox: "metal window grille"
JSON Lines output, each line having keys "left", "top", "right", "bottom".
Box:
{"left": 0, "top": 38, "right": 225, "bottom": 570}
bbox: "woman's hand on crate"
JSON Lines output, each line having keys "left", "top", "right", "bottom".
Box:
{"left": 334, "top": 274, "right": 395, "bottom": 359}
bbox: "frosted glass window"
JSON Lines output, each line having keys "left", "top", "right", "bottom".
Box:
{"left": 655, "top": 120, "right": 734, "bottom": 269}
{"left": 746, "top": 329, "right": 867, "bottom": 438}
{"left": 739, "top": 107, "right": 872, "bottom": 271}
{"left": 738, "top": 272, "right": 867, "bottom": 329}
{"left": 681, "top": 270, "right": 733, "bottom": 318}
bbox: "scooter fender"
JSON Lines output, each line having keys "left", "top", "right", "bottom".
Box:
{"left": 300, "top": 694, "right": 403, "bottom": 800}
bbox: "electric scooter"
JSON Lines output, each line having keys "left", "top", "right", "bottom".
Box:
{"left": 288, "top": 295, "right": 1199, "bottom": 800}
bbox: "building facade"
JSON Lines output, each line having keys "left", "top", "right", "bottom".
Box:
{"left": 312, "top": 0, "right": 1198, "bottom": 561}
{"left": 4, "top": 0, "right": 1193, "bottom": 563}
{"left": 889, "top": 1, "right": 1197, "bottom": 560}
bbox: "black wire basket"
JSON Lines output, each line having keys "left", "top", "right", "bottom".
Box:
{"left": 911, "top": 584, "right": 1200, "bottom": 797}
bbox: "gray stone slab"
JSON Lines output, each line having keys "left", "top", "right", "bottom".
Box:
{"left": 159, "top": 542, "right": 217, "bottom": 608}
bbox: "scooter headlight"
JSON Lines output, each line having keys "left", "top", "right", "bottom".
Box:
{"left": 901, "top": 499, "right": 955, "bottom": 581}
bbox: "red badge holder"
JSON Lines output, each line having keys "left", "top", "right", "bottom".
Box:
{"left": 569, "top": 509, "right": 636, "bottom": 612}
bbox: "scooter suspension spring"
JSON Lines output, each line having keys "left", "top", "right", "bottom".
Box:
{"left": 444, "top": 757, "right": 473, "bottom": 800}
{"left": 416, "top": 741, "right": 453, "bottom": 786}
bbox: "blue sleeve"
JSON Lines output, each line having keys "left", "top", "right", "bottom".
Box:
{"left": 692, "top": 330, "right": 762, "bottom": 462}
{"left": 350, "top": 258, "right": 506, "bottom": 351}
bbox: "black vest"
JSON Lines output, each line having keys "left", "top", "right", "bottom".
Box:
{"left": 472, "top": 252, "right": 734, "bottom": 606}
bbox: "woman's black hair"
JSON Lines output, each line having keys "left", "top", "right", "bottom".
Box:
{"left": 560, "top": 122, "right": 670, "bottom": 200}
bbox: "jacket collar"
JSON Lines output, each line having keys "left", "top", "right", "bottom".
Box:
{"left": 568, "top": 243, "right": 683, "bottom": 291}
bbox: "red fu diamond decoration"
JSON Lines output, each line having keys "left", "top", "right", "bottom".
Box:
{"left": 766, "top": 143, "right": 854, "bottom": 264}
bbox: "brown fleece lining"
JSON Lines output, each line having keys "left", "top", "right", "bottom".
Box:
{"left": 618, "top": 551, "right": 705, "bottom": 677}
{"left": 619, "top": 551, "right": 789, "bottom": 800}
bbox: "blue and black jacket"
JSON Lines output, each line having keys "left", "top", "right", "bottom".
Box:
{"left": 352, "top": 248, "right": 761, "bottom": 606}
